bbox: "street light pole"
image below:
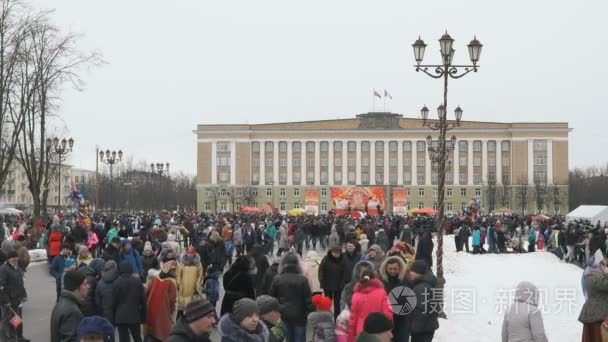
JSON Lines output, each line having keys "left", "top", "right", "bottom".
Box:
{"left": 99, "top": 149, "right": 123, "bottom": 212}
{"left": 47, "top": 137, "right": 74, "bottom": 212}
{"left": 412, "top": 32, "right": 482, "bottom": 303}
{"left": 151, "top": 162, "right": 170, "bottom": 211}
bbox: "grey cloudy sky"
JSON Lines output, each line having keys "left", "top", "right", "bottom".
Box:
{"left": 32, "top": 0, "right": 607, "bottom": 174}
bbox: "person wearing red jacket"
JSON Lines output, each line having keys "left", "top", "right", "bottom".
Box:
{"left": 347, "top": 269, "right": 393, "bottom": 342}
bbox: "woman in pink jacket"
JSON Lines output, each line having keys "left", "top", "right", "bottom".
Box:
{"left": 347, "top": 269, "right": 393, "bottom": 342}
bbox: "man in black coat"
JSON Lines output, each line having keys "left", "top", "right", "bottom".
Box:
{"left": 379, "top": 256, "right": 412, "bottom": 342}
{"left": 318, "top": 246, "right": 346, "bottom": 320}
{"left": 0, "top": 251, "right": 29, "bottom": 341}
{"left": 79, "top": 258, "right": 105, "bottom": 317}
{"left": 408, "top": 260, "right": 439, "bottom": 342}
{"left": 95, "top": 260, "right": 118, "bottom": 324}
{"left": 113, "top": 262, "right": 146, "bottom": 342}
{"left": 51, "top": 270, "right": 87, "bottom": 342}
{"left": 342, "top": 240, "right": 361, "bottom": 284}
{"left": 415, "top": 232, "right": 434, "bottom": 268}
{"left": 101, "top": 237, "right": 121, "bottom": 265}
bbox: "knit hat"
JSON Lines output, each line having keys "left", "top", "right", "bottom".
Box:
{"left": 363, "top": 312, "right": 393, "bottom": 334}
{"left": 143, "top": 241, "right": 153, "bottom": 252}
{"left": 78, "top": 316, "right": 114, "bottom": 341}
{"left": 103, "top": 260, "right": 117, "bottom": 272}
{"left": 256, "top": 295, "right": 280, "bottom": 315}
{"left": 312, "top": 294, "right": 332, "bottom": 311}
{"left": 232, "top": 298, "right": 259, "bottom": 323}
{"left": 121, "top": 239, "right": 131, "bottom": 246}
{"left": 184, "top": 298, "right": 217, "bottom": 323}
{"left": 78, "top": 245, "right": 89, "bottom": 254}
{"left": 64, "top": 270, "right": 87, "bottom": 291}
{"left": 64, "top": 258, "right": 77, "bottom": 269}
{"left": 111, "top": 237, "right": 121, "bottom": 244}
{"left": 163, "top": 251, "right": 177, "bottom": 263}
{"left": 410, "top": 260, "right": 428, "bottom": 275}
{"left": 89, "top": 258, "right": 105, "bottom": 274}
{"left": 369, "top": 244, "right": 382, "bottom": 253}
{"left": 6, "top": 250, "right": 17, "bottom": 259}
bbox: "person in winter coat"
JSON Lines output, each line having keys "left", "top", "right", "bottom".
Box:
{"left": 343, "top": 241, "right": 362, "bottom": 286}
{"left": 358, "top": 234, "right": 369, "bottom": 254}
{"left": 528, "top": 227, "right": 538, "bottom": 253}
{"left": 233, "top": 225, "right": 244, "bottom": 257}
{"left": 277, "top": 223, "right": 290, "bottom": 257}
{"left": 379, "top": 256, "right": 411, "bottom": 342}
{"left": 365, "top": 244, "right": 386, "bottom": 272}
{"left": 79, "top": 258, "right": 105, "bottom": 317}
{"left": 347, "top": 268, "right": 393, "bottom": 342}
{"left": 145, "top": 253, "right": 179, "bottom": 341}
{"left": 141, "top": 241, "right": 159, "bottom": 277}
{"left": 113, "top": 261, "right": 147, "bottom": 342}
{"left": 472, "top": 227, "right": 482, "bottom": 254}
{"left": 259, "top": 257, "right": 280, "bottom": 296}
{"left": 578, "top": 258, "right": 608, "bottom": 341}
{"left": 415, "top": 232, "right": 434, "bottom": 267}
{"left": 0, "top": 251, "right": 28, "bottom": 341}
{"left": 341, "top": 260, "right": 374, "bottom": 312}
{"left": 219, "top": 298, "right": 269, "bottom": 342}
{"left": 257, "top": 295, "right": 288, "bottom": 342}
{"left": 328, "top": 227, "right": 341, "bottom": 250}
{"left": 167, "top": 299, "right": 216, "bottom": 342}
{"left": 177, "top": 246, "right": 204, "bottom": 312}
{"left": 307, "top": 294, "right": 336, "bottom": 342}
{"left": 50, "top": 270, "right": 88, "bottom": 342}
{"left": 408, "top": 260, "right": 439, "bottom": 342}
{"left": 120, "top": 239, "right": 144, "bottom": 279}
{"left": 77, "top": 246, "right": 93, "bottom": 267}
{"left": 47, "top": 225, "right": 64, "bottom": 263}
{"left": 50, "top": 244, "right": 71, "bottom": 302}
{"left": 304, "top": 250, "right": 323, "bottom": 294}
{"left": 458, "top": 226, "right": 471, "bottom": 253}
{"left": 375, "top": 229, "right": 390, "bottom": 254}
{"left": 319, "top": 246, "right": 346, "bottom": 319}
{"left": 101, "top": 237, "right": 121, "bottom": 265}
{"left": 501, "top": 281, "right": 548, "bottom": 342}
{"left": 203, "top": 264, "right": 220, "bottom": 308}
{"left": 249, "top": 245, "right": 270, "bottom": 296}
{"left": 95, "top": 260, "right": 119, "bottom": 324}
{"left": 220, "top": 255, "right": 256, "bottom": 316}
{"left": 270, "top": 252, "right": 316, "bottom": 342}
{"left": 206, "top": 231, "right": 226, "bottom": 271}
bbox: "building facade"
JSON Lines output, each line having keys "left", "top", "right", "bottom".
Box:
{"left": 194, "top": 112, "right": 570, "bottom": 214}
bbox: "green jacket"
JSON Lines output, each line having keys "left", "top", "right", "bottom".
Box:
{"left": 50, "top": 291, "right": 83, "bottom": 342}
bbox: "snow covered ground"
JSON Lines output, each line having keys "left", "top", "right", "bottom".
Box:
{"left": 434, "top": 235, "right": 584, "bottom": 342}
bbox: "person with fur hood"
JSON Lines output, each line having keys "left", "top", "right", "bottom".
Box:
{"left": 220, "top": 255, "right": 256, "bottom": 316}
{"left": 340, "top": 260, "right": 375, "bottom": 312}
{"left": 358, "top": 234, "right": 369, "bottom": 254}
{"left": 365, "top": 244, "right": 386, "bottom": 272}
{"left": 501, "top": 281, "right": 548, "bottom": 342}
{"left": 347, "top": 268, "right": 393, "bottom": 342}
{"left": 141, "top": 241, "right": 159, "bottom": 277}
{"left": 219, "top": 298, "right": 269, "bottom": 342}
{"left": 319, "top": 246, "right": 347, "bottom": 319}
{"left": 167, "top": 234, "right": 182, "bottom": 256}
{"left": 177, "top": 246, "right": 203, "bottom": 313}
{"left": 375, "top": 228, "right": 390, "bottom": 254}
{"left": 277, "top": 222, "right": 290, "bottom": 257}
{"left": 379, "top": 256, "right": 411, "bottom": 342}
{"left": 304, "top": 250, "right": 323, "bottom": 294}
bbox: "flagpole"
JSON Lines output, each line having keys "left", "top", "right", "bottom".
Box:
{"left": 383, "top": 94, "right": 386, "bottom": 112}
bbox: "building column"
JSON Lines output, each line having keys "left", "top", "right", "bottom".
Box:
{"left": 230, "top": 141, "right": 236, "bottom": 185}
{"left": 547, "top": 140, "right": 553, "bottom": 185}
{"left": 527, "top": 139, "right": 534, "bottom": 185}
{"left": 467, "top": 140, "right": 474, "bottom": 185}
{"left": 211, "top": 141, "right": 217, "bottom": 185}
{"left": 496, "top": 142, "right": 502, "bottom": 185}
{"left": 314, "top": 141, "right": 320, "bottom": 186}
{"left": 342, "top": 141, "right": 348, "bottom": 186}
{"left": 287, "top": 142, "right": 293, "bottom": 185}
{"left": 425, "top": 144, "right": 432, "bottom": 186}
{"left": 328, "top": 141, "right": 334, "bottom": 186}
{"left": 411, "top": 142, "right": 418, "bottom": 185}
{"left": 300, "top": 141, "right": 306, "bottom": 185}
{"left": 273, "top": 141, "right": 279, "bottom": 186}
{"left": 397, "top": 141, "right": 404, "bottom": 185}
{"left": 453, "top": 141, "right": 459, "bottom": 186}
{"left": 356, "top": 141, "right": 362, "bottom": 184}
{"left": 482, "top": 140, "right": 488, "bottom": 185}
{"left": 384, "top": 141, "right": 390, "bottom": 185}
{"left": 259, "top": 141, "right": 265, "bottom": 186}
{"left": 370, "top": 142, "right": 376, "bottom": 185}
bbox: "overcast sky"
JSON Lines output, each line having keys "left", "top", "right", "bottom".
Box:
{"left": 32, "top": 0, "right": 607, "bottom": 175}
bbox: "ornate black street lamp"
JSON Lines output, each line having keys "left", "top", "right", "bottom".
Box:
{"left": 99, "top": 149, "right": 123, "bottom": 211}
{"left": 46, "top": 137, "right": 74, "bottom": 210}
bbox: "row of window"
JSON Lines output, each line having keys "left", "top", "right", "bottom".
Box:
{"left": 207, "top": 187, "right": 484, "bottom": 199}
{"left": 205, "top": 201, "right": 477, "bottom": 213}
{"left": 251, "top": 140, "right": 514, "bottom": 153}
{"left": 253, "top": 156, "right": 513, "bottom": 168}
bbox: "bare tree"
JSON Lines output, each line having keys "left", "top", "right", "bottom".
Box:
{"left": 552, "top": 185, "right": 562, "bottom": 215}
{"left": 516, "top": 177, "right": 529, "bottom": 214}
{"left": 533, "top": 177, "right": 547, "bottom": 214}
{"left": 241, "top": 186, "right": 256, "bottom": 206}
{"left": 14, "top": 12, "right": 101, "bottom": 218}
{"left": 486, "top": 180, "right": 497, "bottom": 213}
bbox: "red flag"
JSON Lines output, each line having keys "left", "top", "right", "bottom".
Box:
{"left": 373, "top": 89, "right": 382, "bottom": 98}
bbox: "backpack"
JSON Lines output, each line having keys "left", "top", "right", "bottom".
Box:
{"left": 225, "top": 242, "right": 234, "bottom": 255}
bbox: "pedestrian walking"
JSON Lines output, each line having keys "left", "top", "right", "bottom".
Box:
{"left": 0, "top": 251, "right": 29, "bottom": 341}
{"left": 50, "top": 270, "right": 88, "bottom": 342}
{"left": 113, "top": 262, "right": 147, "bottom": 342}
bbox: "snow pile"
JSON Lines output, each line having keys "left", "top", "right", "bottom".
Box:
{"left": 434, "top": 235, "right": 584, "bottom": 342}
{"left": 28, "top": 249, "right": 47, "bottom": 262}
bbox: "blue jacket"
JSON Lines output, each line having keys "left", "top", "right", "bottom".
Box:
{"left": 472, "top": 229, "right": 481, "bottom": 246}
{"left": 120, "top": 249, "right": 144, "bottom": 277}
{"left": 50, "top": 254, "right": 68, "bottom": 280}
{"left": 204, "top": 271, "right": 220, "bottom": 304}
{"left": 528, "top": 229, "right": 537, "bottom": 244}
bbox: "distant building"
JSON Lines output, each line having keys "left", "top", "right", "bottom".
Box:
{"left": 194, "top": 112, "right": 570, "bottom": 214}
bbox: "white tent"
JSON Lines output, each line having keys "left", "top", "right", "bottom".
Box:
{"left": 566, "top": 205, "right": 608, "bottom": 225}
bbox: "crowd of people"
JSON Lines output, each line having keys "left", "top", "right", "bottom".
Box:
{"left": 0, "top": 209, "right": 605, "bottom": 341}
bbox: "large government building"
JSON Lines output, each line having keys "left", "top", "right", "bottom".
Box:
{"left": 194, "top": 112, "right": 569, "bottom": 215}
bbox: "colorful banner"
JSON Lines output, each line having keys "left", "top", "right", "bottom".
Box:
{"left": 305, "top": 188, "right": 319, "bottom": 215}
{"left": 393, "top": 188, "right": 408, "bottom": 216}
{"left": 331, "top": 187, "right": 385, "bottom": 216}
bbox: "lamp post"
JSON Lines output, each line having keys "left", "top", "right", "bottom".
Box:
{"left": 99, "top": 149, "right": 123, "bottom": 211}
{"left": 46, "top": 137, "right": 74, "bottom": 211}
{"left": 151, "top": 162, "right": 170, "bottom": 211}
{"left": 412, "top": 32, "right": 482, "bottom": 303}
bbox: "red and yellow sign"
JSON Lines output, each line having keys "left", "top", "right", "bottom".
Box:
{"left": 331, "top": 187, "right": 385, "bottom": 216}
{"left": 393, "top": 188, "right": 408, "bottom": 216}
{"left": 305, "top": 188, "right": 319, "bottom": 215}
